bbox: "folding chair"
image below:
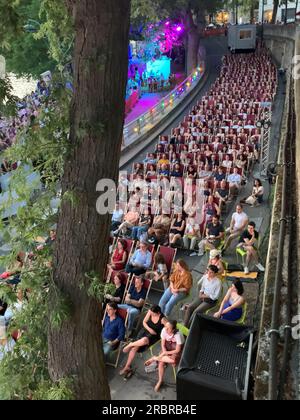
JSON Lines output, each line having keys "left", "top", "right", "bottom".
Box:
{"left": 128, "top": 276, "right": 152, "bottom": 332}
{"left": 236, "top": 302, "right": 248, "bottom": 325}
{"left": 169, "top": 323, "right": 190, "bottom": 381}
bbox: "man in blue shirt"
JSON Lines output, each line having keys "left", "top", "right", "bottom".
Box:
{"left": 126, "top": 242, "right": 152, "bottom": 275}
{"left": 102, "top": 302, "right": 126, "bottom": 357}
{"left": 118, "top": 276, "right": 147, "bottom": 335}
{"left": 228, "top": 167, "right": 242, "bottom": 200}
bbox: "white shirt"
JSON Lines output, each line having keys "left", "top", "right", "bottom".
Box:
{"left": 161, "top": 328, "right": 185, "bottom": 345}
{"left": 228, "top": 173, "right": 242, "bottom": 184}
{"left": 185, "top": 220, "right": 200, "bottom": 235}
{"left": 200, "top": 276, "right": 222, "bottom": 301}
{"left": 112, "top": 209, "right": 124, "bottom": 222}
{"left": 231, "top": 211, "right": 248, "bottom": 231}
{"left": 222, "top": 160, "right": 232, "bottom": 168}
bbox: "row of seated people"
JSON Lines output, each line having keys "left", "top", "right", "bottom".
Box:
{"left": 119, "top": 171, "right": 260, "bottom": 215}
{"left": 102, "top": 253, "right": 248, "bottom": 389}
{"left": 158, "top": 130, "right": 260, "bottom": 141}
{"left": 133, "top": 161, "right": 249, "bottom": 180}
{"left": 103, "top": 49, "right": 273, "bottom": 387}
{"left": 154, "top": 136, "right": 260, "bottom": 148}
{"left": 106, "top": 213, "right": 262, "bottom": 330}
{"left": 110, "top": 193, "right": 264, "bottom": 276}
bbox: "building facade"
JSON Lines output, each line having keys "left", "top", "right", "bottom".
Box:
{"left": 259, "top": 0, "right": 300, "bottom": 23}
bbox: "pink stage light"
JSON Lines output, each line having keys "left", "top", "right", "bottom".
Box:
{"left": 165, "top": 21, "right": 170, "bottom": 26}
{"left": 176, "top": 26, "right": 183, "bottom": 32}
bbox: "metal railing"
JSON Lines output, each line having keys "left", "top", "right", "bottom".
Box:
{"left": 123, "top": 63, "right": 206, "bottom": 148}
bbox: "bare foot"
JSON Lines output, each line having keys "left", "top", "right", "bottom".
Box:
{"left": 144, "top": 358, "right": 154, "bottom": 367}
{"left": 154, "top": 381, "right": 162, "bottom": 392}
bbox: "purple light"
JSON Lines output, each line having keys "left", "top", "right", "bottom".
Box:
{"left": 176, "top": 26, "right": 183, "bottom": 32}
{"left": 165, "top": 21, "right": 170, "bottom": 26}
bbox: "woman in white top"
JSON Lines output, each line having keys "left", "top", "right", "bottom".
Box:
{"left": 144, "top": 320, "right": 185, "bottom": 392}
{"left": 243, "top": 179, "right": 264, "bottom": 206}
{"left": 222, "top": 154, "right": 232, "bottom": 169}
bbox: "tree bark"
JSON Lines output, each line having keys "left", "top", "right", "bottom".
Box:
{"left": 284, "top": 0, "right": 288, "bottom": 24}
{"left": 271, "top": 0, "right": 280, "bottom": 24}
{"left": 185, "top": 9, "right": 200, "bottom": 76}
{"left": 250, "top": 1, "right": 255, "bottom": 24}
{"left": 48, "top": 0, "right": 131, "bottom": 400}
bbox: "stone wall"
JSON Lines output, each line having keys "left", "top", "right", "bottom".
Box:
{"left": 294, "top": 27, "right": 300, "bottom": 401}
{"left": 263, "top": 24, "right": 297, "bottom": 69}
{"left": 254, "top": 24, "right": 300, "bottom": 400}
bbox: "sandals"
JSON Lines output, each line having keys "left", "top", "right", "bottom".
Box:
{"left": 124, "top": 369, "right": 134, "bottom": 380}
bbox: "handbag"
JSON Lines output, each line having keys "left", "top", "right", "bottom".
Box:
{"left": 226, "top": 263, "right": 244, "bottom": 272}
{"left": 145, "top": 360, "right": 158, "bottom": 373}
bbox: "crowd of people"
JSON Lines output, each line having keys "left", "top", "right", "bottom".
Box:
{"left": 0, "top": 78, "right": 50, "bottom": 179}
{"left": 0, "top": 47, "right": 277, "bottom": 393}
{"left": 103, "top": 46, "right": 276, "bottom": 391}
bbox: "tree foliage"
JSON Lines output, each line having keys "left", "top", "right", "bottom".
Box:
{"left": 0, "top": 84, "right": 71, "bottom": 399}
{"left": 0, "top": 0, "right": 73, "bottom": 77}
{"left": 131, "top": 0, "right": 225, "bottom": 21}
{"left": 0, "top": 76, "right": 18, "bottom": 117}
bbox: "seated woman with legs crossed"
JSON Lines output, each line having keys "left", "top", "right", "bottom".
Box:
{"left": 214, "top": 279, "right": 245, "bottom": 322}
{"left": 119, "top": 305, "right": 167, "bottom": 378}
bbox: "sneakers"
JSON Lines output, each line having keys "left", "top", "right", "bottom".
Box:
{"left": 198, "top": 251, "right": 204, "bottom": 257}
{"left": 190, "top": 252, "right": 198, "bottom": 257}
{"left": 256, "top": 263, "right": 265, "bottom": 272}
{"left": 244, "top": 266, "right": 249, "bottom": 274}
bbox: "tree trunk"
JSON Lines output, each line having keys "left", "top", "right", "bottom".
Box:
{"left": 48, "top": 0, "right": 131, "bottom": 400}
{"left": 250, "top": 1, "right": 255, "bottom": 24}
{"left": 284, "top": 0, "right": 288, "bottom": 24}
{"left": 185, "top": 9, "right": 200, "bottom": 76}
{"left": 271, "top": 0, "right": 279, "bottom": 24}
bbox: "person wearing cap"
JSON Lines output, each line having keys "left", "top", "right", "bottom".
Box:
{"left": 183, "top": 265, "right": 222, "bottom": 328}
{"left": 208, "top": 250, "right": 225, "bottom": 277}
